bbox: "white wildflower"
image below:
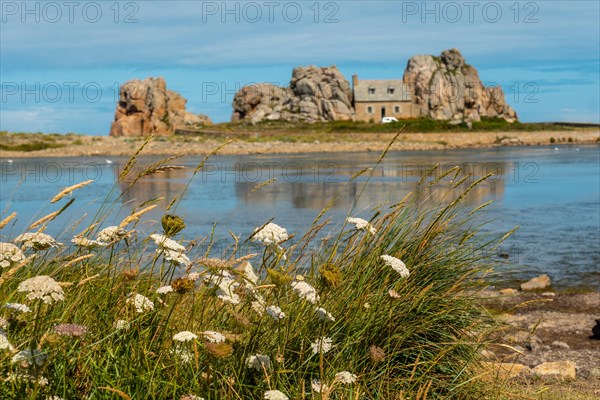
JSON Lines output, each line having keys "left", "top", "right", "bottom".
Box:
{"left": 12, "top": 349, "right": 47, "bottom": 366}
{"left": 334, "top": 371, "right": 357, "bottom": 384}
{"left": 14, "top": 232, "right": 62, "bottom": 250}
{"left": 180, "top": 395, "right": 205, "bottom": 400}
{"left": 291, "top": 281, "right": 319, "bottom": 304}
{"left": 96, "top": 226, "right": 128, "bottom": 245}
{"left": 315, "top": 307, "right": 335, "bottom": 322}
{"left": 251, "top": 299, "right": 266, "bottom": 316}
{"left": 311, "top": 336, "right": 333, "bottom": 355}
{"left": 162, "top": 249, "right": 191, "bottom": 267}
{"left": 347, "top": 217, "right": 377, "bottom": 235}
{"left": 114, "top": 320, "right": 130, "bottom": 331}
{"left": 0, "top": 242, "right": 25, "bottom": 268}
{"left": 253, "top": 222, "right": 288, "bottom": 245}
{"left": 204, "top": 271, "right": 240, "bottom": 305}
{"left": 380, "top": 255, "right": 410, "bottom": 278}
{"left": 184, "top": 272, "right": 201, "bottom": 281}
{"left": 156, "top": 285, "right": 173, "bottom": 294}
{"left": 311, "top": 379, "right": 329, "bottom": 393}
{"left": 46, "top": 396, "right": 65, "bottom": 400}
{"left": 173, "top": 331, "right": 198, "bottom": 342}
{"left": 17, "top": 276, "right": 65, "bottom": 304}
{"left": 126, "top": 293, "right": 154, "bottom": 313}
{"left": 5, "top": 303, "right": 31, "bottom": 313}
{"left": 363, "top": 302, "right": 370, "bottom": 309}
{"left": 264, "top": 390, "right": 288, "bottom": 400}
{"left": 246, "top": 354, "right": 271, "bottom": 371}
{"left": 202, "top": 331, "right": 226, "bottom": 343}
{"left": 171, "top": 347, "right": 193, "bottom": 363}
{"left": 240, "top": 261, "right": 259, "bottom": 285}
{"left": 266, "top": 305, "right": 286, "bottom": 320}
{"left": 5, "top": 372, "right": 48, "bottom": 386}
{"left": 0, "top": 329, "right": 14, "bottom": 351}
{"left": 150, "top": 233, "right": 186, "bottom": 253}
{"left": 388, "top": 289, "right": 401, "bottom": 298}
{"left": 71, "top": 236, "right": 102, "bottom": 248}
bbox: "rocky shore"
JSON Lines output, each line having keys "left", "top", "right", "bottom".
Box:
{"left": 1, "top": 129, "right": 598, "bottom": 158}
{"left": 480, "top": 285, "right": 600, "bottom": 397}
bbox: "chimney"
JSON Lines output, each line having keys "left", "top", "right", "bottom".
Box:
{"left": 352, "top": 74, "right": 358, "bottom": 88}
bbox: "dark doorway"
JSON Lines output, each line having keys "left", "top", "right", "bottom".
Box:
{"left": 381, "top": 107, "right": 386, "bottom": 118}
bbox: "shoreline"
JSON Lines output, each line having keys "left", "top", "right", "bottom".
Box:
{"left": 1, "top": 129, "right": 598, "bottom": 158}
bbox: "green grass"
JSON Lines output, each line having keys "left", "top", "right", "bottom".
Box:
{"left": 0, "top": 138, "right": 515, "bottom": 399}
{"left": 0, "top": 141, "right": 65, "bottom": 152}
{"left": 188, "top": 117, "right": 586, "bottom": 136}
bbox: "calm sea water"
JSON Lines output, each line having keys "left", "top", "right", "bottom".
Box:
{"left": 1, "top": 145, "right": 598, "bottom": 290}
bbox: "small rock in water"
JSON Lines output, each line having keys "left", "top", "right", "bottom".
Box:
{"left": 499, "top": 288, "right": 518, "bottom": 295}
{"left": 541, "top": 292, "right": 556, "bottom": 296}
{"left": 550, "top": 341, "right": 570, "bottom": 350}
{"left": 590, "top": 319, "right": 600, "bottom": 340}
{"left": 532, "top": 361, "right": 576, "bottom": 380}
{"left": 520, "top": 274, "right": 551, "bottom": 291}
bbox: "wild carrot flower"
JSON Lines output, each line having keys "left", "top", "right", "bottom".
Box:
{"left": 246, "top": 354, "right": 271, "bottom": 371}
{"left": 347, "top": 217, "right": 377, "bottom": 235}
{"left": 14, "top": 232, "right": 62, "bottom": 250}
{"left": 334, "top": 371, "right": 357, "bottom": 384}
{"left": 54, "top": 323, "right": 88, "bottom": 338}
{"left": 0, "top": 329, "right": 14, "bottom": 351}
{"left": 170, "top": 347, "right": 193, "bottom": 363}
{"left": 11, "top": 349, "right": 47, "bottom": 367}
{"left": 266, "top": 305, "right": 286, "bottom": 320}
{"left": 162, "top": 249, "right": 191, "bottom": 267}
{"left": 311, "top": 337, "right": 333, "bottom": 355}
{"left": 0, "top": 242, "right": 25, "bottom": 268}
{"left": 204, "top": 271, "right": 240, "bottom": 305}
{"left": 173, "top": 331, "right": 198, "bottom": 342}
{"left": 380, "top": 255, "right": 410, "bottom": 278}
{"left": 251, "top": 299, "right": 266, "bottom": 316}
{"left": 71, "top": 237, "right": 102, "bottom": 248}
{"left": 5, "top": 303, "right": 31, "bottom": 313}
{"left": 150, "top": 233, "right": 185, "bottom": 252}
{"left": 388, "top": 289, "right": 401, "bottom": 298}
{"left": 253, "top": 223, "right": 288, "bottom": 245}
{"left": 114, "top": 320, "right": 130, "bottom": 331}
{"left": 17, "top": 276, "right": 65, "bottom": 304}
{"left": 291, "top": 281, "right": 319, "bottom": 304}
{"left": 264, "top": 390, "right": 288, "bottom": 400}
{"left": 126, "top": 293, "right": 154, "bottom": 313}
{"left": 202, "top": 331, "right": 226, "bottom": 343}
{"left": 311, "top": 380, "right": 329, "bottom": 393}
{"left": 315, "top": 307, "right": 335, "bottom": 322}
{"left": 96, "top": 226, "right": 128, "bottom": 245}
{"left": 239, "top": 261, "right": 259, "bottom": 286}
{"left": 156, "top": 285, "right": 173, "bottom": 294}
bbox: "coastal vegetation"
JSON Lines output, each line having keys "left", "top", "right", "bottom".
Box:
{"left": 0, "top": 136, "right": 515, "bottom": 399}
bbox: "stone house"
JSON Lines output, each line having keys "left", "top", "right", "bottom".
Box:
{"left": 352, "top": 75, "right": 416, "bottom": 121}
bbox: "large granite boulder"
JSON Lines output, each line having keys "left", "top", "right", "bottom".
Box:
{"left": 231, "top": 66, "right": 354, "bottom": 123}
{"left": 403, "top": 49, "right": 517, "bottom": 122}
{"left": 110, "top": 77, "right": 211, "bottom": 137}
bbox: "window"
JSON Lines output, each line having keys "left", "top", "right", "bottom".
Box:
{"left": 367, "top": 106, "right": 373, "bottom": 114}
{"left": 394, "top": 106, "right": 400, "bottom": 113}
{"left": 388, "top": 87, "right": 395, "bottom": 94}
{"left": 368, "top": 88, "right": 375, "bottom": 94}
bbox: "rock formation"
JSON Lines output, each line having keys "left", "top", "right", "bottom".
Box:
{"left": 110, "top": 77, "right": 211, "bottom": 137}
{"left": 231, "top": 66, "right": 354, "bottom": 123}
{"left": 232, "top": 49, "right": 518, "bottom": 124}
{"left": 403, "top": 48, "right": 517, "bottom": 122}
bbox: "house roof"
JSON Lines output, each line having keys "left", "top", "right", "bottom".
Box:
{"left": 353, "top": 79, "right": 411, "bottom": 102}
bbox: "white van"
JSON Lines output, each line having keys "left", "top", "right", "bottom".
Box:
{"left": 381, "top": 117, "right": 399, "bottom": 123}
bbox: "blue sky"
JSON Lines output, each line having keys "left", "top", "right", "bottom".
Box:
{"left": 1, "top": 0, "right": 599, "bottom": 135}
